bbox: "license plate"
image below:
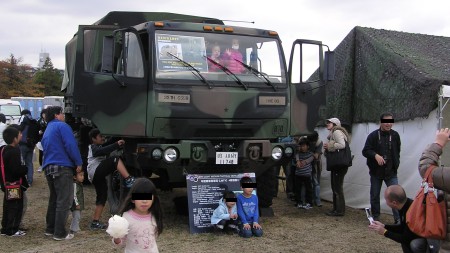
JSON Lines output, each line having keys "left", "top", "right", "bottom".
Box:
{"left": 216, "top": 152, "right": 238, "bottom": 164}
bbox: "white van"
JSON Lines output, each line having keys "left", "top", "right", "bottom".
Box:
{"left": 0, "top": 99, "right": 22, "bottom": 125}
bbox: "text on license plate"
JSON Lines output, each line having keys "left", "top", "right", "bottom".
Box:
{"left": 216, "top": 152, "right": 238, "bottom": 164}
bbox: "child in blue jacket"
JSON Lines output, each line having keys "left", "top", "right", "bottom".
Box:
{"left": 211, "top": 191, "right": 239, "bottom": 234}
{"left": 237, "top": 176, "right": 263, "bottom": 238}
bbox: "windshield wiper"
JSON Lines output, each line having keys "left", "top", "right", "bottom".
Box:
{"left": 233, "top": 58, "right": 277, "bottom": 91}
{"left": 205, "top": 56, "right": 248, "bottom": 90}
{"left": 167, "top": 52, "right": 213, "bottom": 89}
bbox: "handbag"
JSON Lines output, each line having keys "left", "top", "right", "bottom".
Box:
{"left": 406, "top": 165, "right": 446, "bottom": 240}
{"left": 1, "top": 147, "right": 23, "bottom": 200}
{"left": 326, "top": 141, "right": 352, "bottom": 171}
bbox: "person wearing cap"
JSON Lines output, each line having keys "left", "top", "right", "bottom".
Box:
{"left": 362, "top": 112, "right": 401, "bottom": 224}
{"left": 323, "top": 117, "right": 350, "bottom": 216}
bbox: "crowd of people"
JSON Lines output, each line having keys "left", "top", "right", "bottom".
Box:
{"left": 273, "top": 112, "right": 447, "bottom": 253}
{"left": 0, "top": 107, "right": 141, "bottom": 243}
{"left": 2, "top": 107, "right": 450, "bottom": 252}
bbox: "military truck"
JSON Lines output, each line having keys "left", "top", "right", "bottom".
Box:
{"left": 62, "top": 11, "right": 333, "bottom": 213}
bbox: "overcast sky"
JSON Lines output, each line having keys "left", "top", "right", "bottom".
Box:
{"left": 1, "top": 0, "right": 449, "bottom": 69}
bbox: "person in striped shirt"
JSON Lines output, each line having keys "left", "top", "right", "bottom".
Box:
{"left": 294, "top": 137, "right": 314, "bottom": 209}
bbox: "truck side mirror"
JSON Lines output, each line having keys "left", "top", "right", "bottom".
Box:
{"left": 323, "top": 51, "right": 335, "bottom": 81}
{"left": 101, "top": 35, "right": 114, "bottom": 73}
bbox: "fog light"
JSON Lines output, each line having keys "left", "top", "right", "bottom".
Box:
{"left": 152, "top": 148, "right": 163, "bottom": 160}
{"left": 285, "top": 146, "right": 294, "bottom": 157}
{"left": 271, "top": 146, "right": 283, "bottom": 160}
{"left": 164, "top": 148, "right": 178, "bottom": 163}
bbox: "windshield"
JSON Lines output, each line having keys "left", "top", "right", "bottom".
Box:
{"left": 155, "top": 30, "right": 286, "bottom": 88}
{"left": 0, "top": 105, "right": 21, "bottom": 116}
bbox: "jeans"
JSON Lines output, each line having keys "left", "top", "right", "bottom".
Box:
{"left": 45, "top": 168, "right": 74, "bottom": 238}
{"left": 20, "top": 191, "right": 27, "bottom": 228}
{"left": 409, "top": 238, "right": 440, "bottom": 253}
{"left": 239, "top": 223, "right": 263, "bottom": 238}
{"left": 330, "top": 167, "right": 348, "bottom": 214}
{"left": 370, "top": 175, "right": 399, "bottom": 221}
{"left": 70, "top": 210, "right": 81, "bottom": 232}
{"left": 311, "top": 160, "right": 322, "bottom": 205}
{"left": 19, "top": 144, "right": 34, "bottom": 185}
{"left": 294, "top": 175, "right": 313, "bottom": 205}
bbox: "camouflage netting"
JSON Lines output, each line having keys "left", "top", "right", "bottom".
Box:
{"left": 326, "top": 26, "right": 450, "bottom": 124}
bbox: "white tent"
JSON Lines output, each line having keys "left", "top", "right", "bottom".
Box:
{"left": 319, "top": 85, "right": 450, "bottom": 214}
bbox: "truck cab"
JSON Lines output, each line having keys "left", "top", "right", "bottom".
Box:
{"left": 62, "top": 12, "right": 333, "bottom": 211}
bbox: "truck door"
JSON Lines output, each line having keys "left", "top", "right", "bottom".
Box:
{"left": 72, "top": 26, "right": 148, "bottom": 136}
{"left": 288, "top": 39, "right": 331, "bottom": 135}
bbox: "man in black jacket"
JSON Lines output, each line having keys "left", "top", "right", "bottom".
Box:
{"left": 362, "top": 112, "right": 401, "bottom": 223}
{"left": 369, "top": 185, "right": 440, "bottom": 253}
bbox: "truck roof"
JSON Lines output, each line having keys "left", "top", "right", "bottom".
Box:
{"left": 92, "top": 11, "right": 224, "bottom": 27}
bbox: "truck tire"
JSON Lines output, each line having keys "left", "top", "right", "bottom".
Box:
{"left": 106, "top": 171, "right": 126, "bottom": 215}
{"left": 256, "top": 166, "right": 277, "bottom": 208}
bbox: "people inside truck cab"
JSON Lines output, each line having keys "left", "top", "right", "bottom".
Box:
{"left": 208, "top": 44, "right": 222, "bottom": 72}
{"left": 221, "top": 39, "right": 245, "bottom": 74}
{"left": 87, "top": 128, "right": 135, "bottom": 230}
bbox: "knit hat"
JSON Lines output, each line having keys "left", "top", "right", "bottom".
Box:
{"left": 327, "top": 117, "right": 341, "bottom": 126}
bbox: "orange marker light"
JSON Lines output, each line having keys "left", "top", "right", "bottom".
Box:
{"left": 203, "top": 25, "right": 213, "bottom": 31}
{"left": 154, "top": 22, "right": 164, "bottom": 27}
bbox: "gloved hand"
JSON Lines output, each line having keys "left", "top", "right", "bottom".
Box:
{"left": 106, "top": 215, "right": 129, "bottom": 238}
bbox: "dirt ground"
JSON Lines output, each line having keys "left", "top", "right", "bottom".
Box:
{"left": 0, "top": 164, "right": 403, "bottom": 253}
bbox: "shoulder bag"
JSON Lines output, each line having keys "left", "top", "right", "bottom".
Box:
{"left": 326, "top": 140, "right": 352, "bottom": 171}
{"left": 406, "top": 165, "right": 446, "bottom": 240}
{"left": 1, "top": 147, "right": 22, "bottom": 200}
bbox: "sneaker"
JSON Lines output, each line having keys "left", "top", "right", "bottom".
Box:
{"left": 296, "top": 203, "right": 304, "bottom": 208}
{"left": 10, "top": 230, "right": 26, "bottom": 237}
{"left": 53, "top": 233, "right": 74, "bottom": 241}
{"left": 90, "top": 221, "right": 107, "bottom": 230}
{"left": 44, "top": 232, "right": 53, "bottom": 236}
{"left": 124, "top": 176, "right": 135, "bottom": 188}
{"left": 37, "top": 166, "right": 43, "bottom": 172}
{"left": 302, "top": 203, "right": 313, "bottom": 210}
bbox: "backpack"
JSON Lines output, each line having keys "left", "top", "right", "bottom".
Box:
{"left": 26, "top": 119, "right": 40, "bottom": 147}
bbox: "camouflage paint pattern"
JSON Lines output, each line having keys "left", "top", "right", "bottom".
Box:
{"left": 63, "top": 12, "right": 327, "bottom": 184}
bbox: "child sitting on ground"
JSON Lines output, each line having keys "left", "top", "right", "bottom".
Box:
{"left": 211, "top": 190, "right": 239, "bottom": 234}
{"left": 237, "top": 176, "right": 263, "bottom": 238}
{"left": 69, "top": 170, "right": 84, "bottom": 235}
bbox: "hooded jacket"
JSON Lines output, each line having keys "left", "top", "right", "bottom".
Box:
{"left": 210, "top": 197, "right": 237, "bottom": 225}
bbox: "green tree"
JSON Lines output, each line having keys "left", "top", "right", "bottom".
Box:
{"left": 34, "top": 57, "right": 63, "bottom": 95}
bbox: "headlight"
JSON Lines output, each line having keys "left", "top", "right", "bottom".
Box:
{"left": 284, "top": 146, "right": 294, "bottom": 157}
{"left": 152, "top": 148, "right": 163, "bottom": 160}
{"left": 271, "top": 146, "right": 283, "bottom": 160}
{"left": 164, "top": 147, "right": 178, "bottom": 163}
